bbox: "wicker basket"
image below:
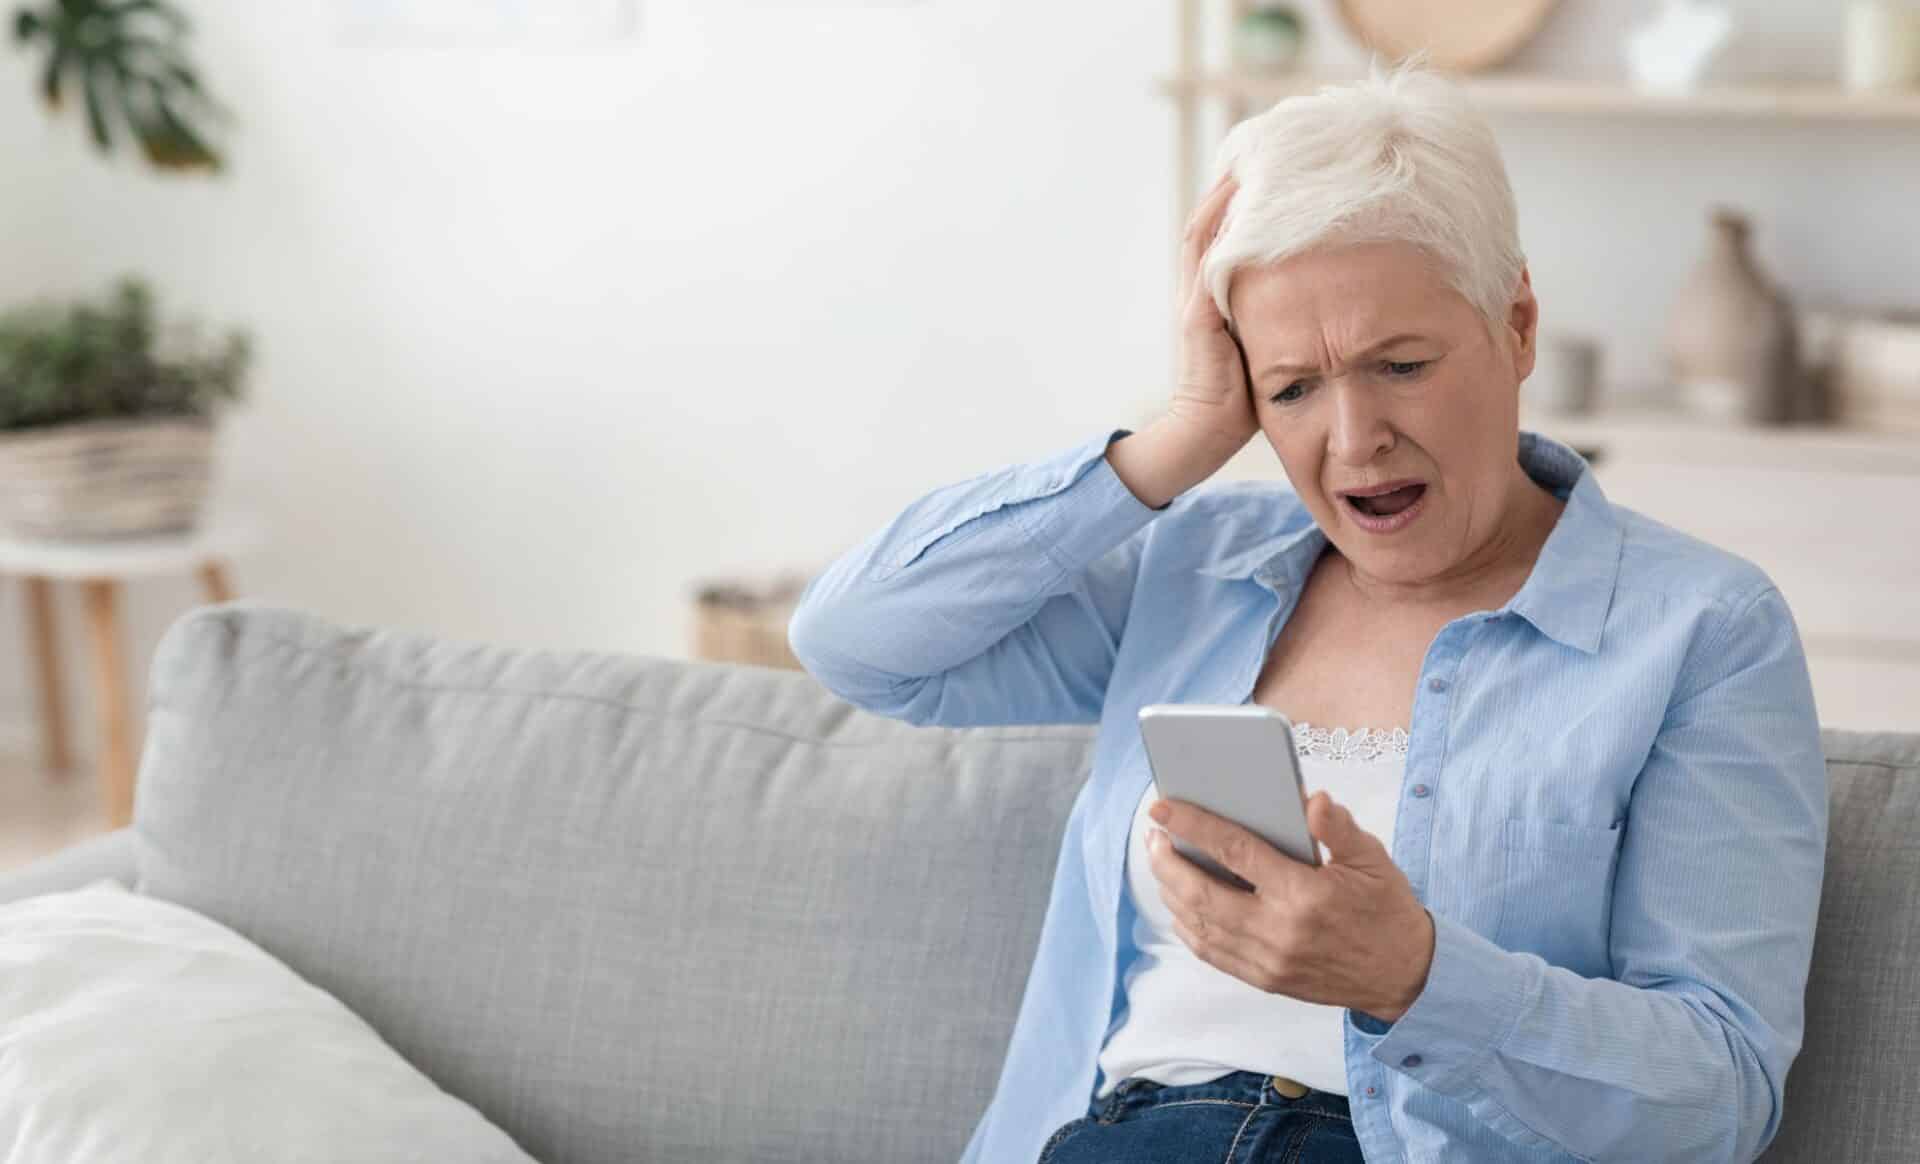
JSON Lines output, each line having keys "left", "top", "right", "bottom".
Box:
{"left": 691, "top": 572, "right": 810, "bottom": 671}
{"left": 0, "top": 417, "right": 216, "bottom": 539}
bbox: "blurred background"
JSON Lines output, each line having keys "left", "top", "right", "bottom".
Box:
{"left": 2, "top": 0, "right": 1917, "bottom": 866}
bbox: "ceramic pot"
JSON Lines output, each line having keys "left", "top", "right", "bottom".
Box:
{"left": 1843, "top": 2, "right": 1920, "bottom": 91}
{"left": 1665, "top": 208, "right": 1800, "bottom": 425}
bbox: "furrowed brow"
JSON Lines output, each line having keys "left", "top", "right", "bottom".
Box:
{"left": 1257, "top": 333, "right": 1432, "bottom": 378}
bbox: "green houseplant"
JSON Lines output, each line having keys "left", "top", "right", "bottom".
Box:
{"left": 12, "top": 0, "right": 225, "bottom": 170}
{"left": 0, "top": 277, "right": 250, "bottom": 538}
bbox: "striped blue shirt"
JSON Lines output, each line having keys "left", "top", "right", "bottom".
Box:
{"left": 788, "top": 428, "right": 1826, "bottom": 1163}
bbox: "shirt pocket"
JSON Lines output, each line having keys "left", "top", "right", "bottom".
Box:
{"left": 1493, "top": 817, "right": 1622, "bottom": 978}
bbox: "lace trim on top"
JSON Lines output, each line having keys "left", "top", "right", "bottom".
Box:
{"left": 1290, "top": 722, "right": 1410, "bottom": 763}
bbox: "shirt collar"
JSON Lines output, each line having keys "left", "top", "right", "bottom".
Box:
{"left": 1194, "top": 430, "right": 1623, "bottom": 655}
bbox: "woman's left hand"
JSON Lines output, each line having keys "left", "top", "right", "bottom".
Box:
{"left": 1146, "top": 790, "right": 1436, "bottom": 1022}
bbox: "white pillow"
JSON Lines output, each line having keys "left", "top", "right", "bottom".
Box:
{"left": 0, "top": 881, "right": 536, "bottom": 1164}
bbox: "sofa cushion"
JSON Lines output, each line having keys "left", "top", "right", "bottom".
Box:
{"left": 133, "top": 606, "right": 1097, "bottom": 1164}
{"left": 1763, "top": 729, "right": 1920, "bottom": 1162}
{"left": 0, "top": 882, "right": 535, "bottom": 1164}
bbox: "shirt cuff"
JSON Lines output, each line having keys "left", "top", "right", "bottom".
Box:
{"left": 1347, "top": 911, "right": 1533, "bottom": 1098}
{"left": 1015, "top": 429, "right": 1165, "bottom": 573}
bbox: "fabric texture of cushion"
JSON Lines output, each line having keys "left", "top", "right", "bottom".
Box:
{"left": 0, "top": 881, "right": 535, "bottom": 1164}
{"left": 131, "top": 605, "right": 1095, "bottom": 1164}
{"left": 1763, "top": 729, "right": 1920, "bottom": 1162}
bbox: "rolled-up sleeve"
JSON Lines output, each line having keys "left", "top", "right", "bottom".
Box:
{"left": 787, "top": 429, "right": 1165, "bottom": 727}
{"left": 1351, "top": 584, "right": 1827, "bottom": 1162}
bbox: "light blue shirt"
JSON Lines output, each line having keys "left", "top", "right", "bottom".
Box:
{"left": 788, "top": 428, "right": 1827, "bottom": 1164}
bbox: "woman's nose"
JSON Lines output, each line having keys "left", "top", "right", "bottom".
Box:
{"left": 1326, "top": 381, "right": 1394, "bottom": 464}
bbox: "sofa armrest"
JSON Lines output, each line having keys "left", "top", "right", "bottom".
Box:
{"left": 0, "top": 829, "right": 140, "bottom": 906}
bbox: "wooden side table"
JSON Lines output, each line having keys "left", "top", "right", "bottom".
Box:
{"left": 1, "top": 516, "right": 259, "bottom": 829}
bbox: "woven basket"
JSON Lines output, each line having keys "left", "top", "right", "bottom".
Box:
{"left": 692, "top": 601, "right": 803, "bottom": 671}
{"left": 0, "top": 417, "right": 216, "bottom": 539}
{"left": 691, "top": 573, "right": 809, "bottom": 671}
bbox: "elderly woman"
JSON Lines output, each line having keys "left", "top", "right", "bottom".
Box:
{"left": 788, "top": 66, "right": 1825, "bottom": 1164}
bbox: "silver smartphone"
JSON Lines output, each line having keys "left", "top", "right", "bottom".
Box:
{"left": 1137, "top": 703, "right": 1319, "bottom": 892}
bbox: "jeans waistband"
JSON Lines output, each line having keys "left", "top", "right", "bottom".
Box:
{"left": 1098, "top": 1070, "right": 1353, "bottom": 1124}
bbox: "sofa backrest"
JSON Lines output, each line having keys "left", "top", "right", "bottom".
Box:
{"left": 133, "top": 607, "right": 1920, "bottom": 1162}
{"left": 134, "top": 606, "right": 1097, "bottom": 1164}
{"left": 1764, "top": 728, "right": 1920, "bottom": 1162}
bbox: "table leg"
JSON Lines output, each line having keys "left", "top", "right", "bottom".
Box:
{"left": 79, "top": 580, "right": 136, "bottom": 829}
{"left": 198, "top": 560, "right": 234, "bottom": 604}
{"left": 23, "top": 576, "right": 74, "bottom": 778}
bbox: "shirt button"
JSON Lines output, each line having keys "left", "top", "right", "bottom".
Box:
{"left": 1426, "top": 677, "right": 1449, "bottom": 693}
{"left": 1410, "top": 784, "right": 1431, "bottom": 798}
{"left": 1364, "top": 1085, "right": 1378, "bottom": 1098}
{"left": 1401, "top": 1054, "right": 1423, "bottom": 1069}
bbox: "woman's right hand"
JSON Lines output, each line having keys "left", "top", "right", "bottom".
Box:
{"left": 1107, "top": 173, "right": 1258, "bottom": 510}
{"left": 1167, "top": 171, "right": 1259, "bottom": 452}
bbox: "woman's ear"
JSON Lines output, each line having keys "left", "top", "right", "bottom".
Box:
{"left": 1508, "top": 266, "right": 1539, "bottom": 382}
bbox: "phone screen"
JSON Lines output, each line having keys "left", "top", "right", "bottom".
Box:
{"left": 1137, "top": 703, "right": 1320, "bottom": 889}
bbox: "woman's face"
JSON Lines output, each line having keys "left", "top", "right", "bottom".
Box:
{"left": 1227, "top": 240, "right": 1539, "bottom": 588}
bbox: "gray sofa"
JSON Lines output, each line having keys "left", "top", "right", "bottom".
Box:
{"left": 2, "top": 605, "right": 1916, "bottom": 1163}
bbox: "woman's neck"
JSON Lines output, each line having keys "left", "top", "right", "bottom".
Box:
{"left": 1338, "top": 465, "right": 1566, "bottom": 615}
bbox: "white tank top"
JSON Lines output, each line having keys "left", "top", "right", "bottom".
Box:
{"left": 1096, "top": 722, "right": 1410, "bottom": 1099}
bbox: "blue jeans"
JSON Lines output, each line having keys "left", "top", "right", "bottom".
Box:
{"left": 1037, "top": 1071, "right": 1363, "bottom": 1164}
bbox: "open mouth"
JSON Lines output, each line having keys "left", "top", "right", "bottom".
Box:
{"left": 1343, "top": 482, "right": 1427, "bottom": 518}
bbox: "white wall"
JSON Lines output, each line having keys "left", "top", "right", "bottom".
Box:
{"left": 0, "top": 0, "right": 1914, "bottom": 756}
{"left": 0, "top": 0, "right": 1177, "bottom": 750}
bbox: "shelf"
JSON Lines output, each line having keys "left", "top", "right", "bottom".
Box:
{"left": 1161, "top": 73, "right": 1920, "bottom": 122}
{"left": 1205, "top": 411, "right": 1920, "bottom": 482}
{"left": 1521, "top": 408, "right": 1920, "bottom": 474}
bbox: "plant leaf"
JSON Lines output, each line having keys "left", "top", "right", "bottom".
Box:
{"left": 38, "top": 37, "right": 70, "bottom": 107}
{"left": 81, "top": 55, "right": 115, "bottom": 149}
{"left": 132, "top": 90, "right": 218, "bottom": 171}
{"left": 105, "top": 30, "right": 181, "bottom": 59}
{"left": 160, "top": 60, "right": 200, "bottom": 94}
{"left": 18, "top": 0, "right": 226, "bottom": 174}
{"left": 108, "top": 0, "right": 187, "bottom": 33}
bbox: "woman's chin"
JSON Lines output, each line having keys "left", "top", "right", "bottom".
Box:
{"left": 1328, "top": 526, "right": 1443, "bottom": 587}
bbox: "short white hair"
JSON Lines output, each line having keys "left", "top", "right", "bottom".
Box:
{"left": 1202, "top": 61, "right": 1526, "bottom": 335}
